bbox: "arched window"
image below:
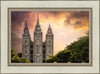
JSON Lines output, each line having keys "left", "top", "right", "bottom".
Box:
{"left": 37, "top": 56, "right": 39, "bottom": 63}
{"left": 37, "top": 46, "right": 40, "bottom": 54}
{"left": 25, "top": 40, "right": 27, "bottom": 43}
{"left": 25, "top": 49, "right": 27, "bottom": 54}
{"left": 37, "top": 39, "right": 39, "bottom": 45}
{"left": 49, "top": 46, "right": 51, "bottom": 54}
{"left": 49, "top": 40, "right": 51, "bottom": 44}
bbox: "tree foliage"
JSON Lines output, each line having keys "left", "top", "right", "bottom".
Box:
{"left": 11, "top": 49, "right": 30, "bottom": 63}
{"left": 46, "top": 35, "right": 89, "bottom": 63}
{"left": 45, "top": 55, "right": 60, "bottom": 63}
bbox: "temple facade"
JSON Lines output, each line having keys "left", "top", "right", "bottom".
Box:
{"left": 22, "top": 14, "right": 53, "bottom": 63}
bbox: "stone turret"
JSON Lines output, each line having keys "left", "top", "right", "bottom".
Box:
{"left": 22, "top": 21, "right": 31, "bottom": 61}
{"left": 46, "top": 23, "right": 53, "bottom": 59}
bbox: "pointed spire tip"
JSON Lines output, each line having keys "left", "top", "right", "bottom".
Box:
{"left": 37, "top": 12, "right": 39, "bottom": 25}
{"left": 49, "top": 22, "right": 51, "bottom": 28}
{"left": 25, "top": 20, "right": 27, "bottom": 27}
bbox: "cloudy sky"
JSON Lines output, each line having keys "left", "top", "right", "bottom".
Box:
{"left": 11, "top": 11, "right": 89, "bottom": 55}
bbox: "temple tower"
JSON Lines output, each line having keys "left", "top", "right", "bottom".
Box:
{"left": 46, "top": 23, "right": 53, "bottom": 59}
{"left": 33, "top": 13, "right": 43, "bottom": 63}
{"left": 22, "top": 21, "right": 31, "bottom": 61}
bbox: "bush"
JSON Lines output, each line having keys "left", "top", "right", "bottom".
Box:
{"left": 45, "top": 55, "right": 60, "bottom": 63}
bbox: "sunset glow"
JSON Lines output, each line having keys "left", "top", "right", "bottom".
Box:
{"left": 11, "top": 11, "right": 89, "bottom": 55}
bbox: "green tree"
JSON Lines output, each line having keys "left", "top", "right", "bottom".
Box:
{"left": 56, "top": 50, "right": 72, "bottom": 63}
{"left": 45, "top": 50, "right": 72, "bottom": 63}
{"left": 45, "top": 55, "right": 60, "bottom": 63}
{"left": 66, "top": 36, "right": 89, "bottom": 63}
{"left": 46, "top": 35, "right": 89, "bottom": 63}
{"left": 11, "top": 49, "right": 30, "bottom": 63}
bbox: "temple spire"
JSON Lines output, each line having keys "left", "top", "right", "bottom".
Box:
{"left": 48, "top": 22, "right": 51, "bottom": 30}
{"left": 25, "top": 21, "right": 27, "bottom": 27}
{"left": 49, "top": 21, "right": 50, "bottom": 28}
{"left": 47, "top": 22, "right": 52, "bottom": 34}
{"left": 23, "top": 21, "right": 30, "bottom": 34}
{"left": 37, "top": 12, "right": 39, "bottom": 25}
{"left": 35, "top": 12, "right": 41, "bottom": 32}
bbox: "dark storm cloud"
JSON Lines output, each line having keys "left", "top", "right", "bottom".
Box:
{"left": 75, "top": 21, "right": 82, "bottom": 24}
{"left": 11, "top": 11, "right": 32, "bottom": 23}
{"left": 11, "top": 11, "right": 37, "bottom": 53}
{"left": 64, "top": 11, "right": 89, "bottom": 30}
{"left": 70, "top": 11, "right": 89, "bottom": 18}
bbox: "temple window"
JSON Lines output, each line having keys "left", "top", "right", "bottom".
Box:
{"left": 25, "top": 40, "right": 27, "bottom": 43}
{"left": 49, "top": 40, "right": 51, "bottom": 44}
{"left": 37, "top": 46, "right": 39, "bottom": 53}
{"left": 37, "top": 39, "right": 39, "bottom": 45}
{"left": 37, "top": 56, "right": 39, "bottom": 63}
{"left": 25, "top": 50, "right": 27, "bottom": 54}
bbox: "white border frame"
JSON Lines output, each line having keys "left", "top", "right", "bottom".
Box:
{"left": 8, "top": 8, "right": 92, "bottom": 66}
